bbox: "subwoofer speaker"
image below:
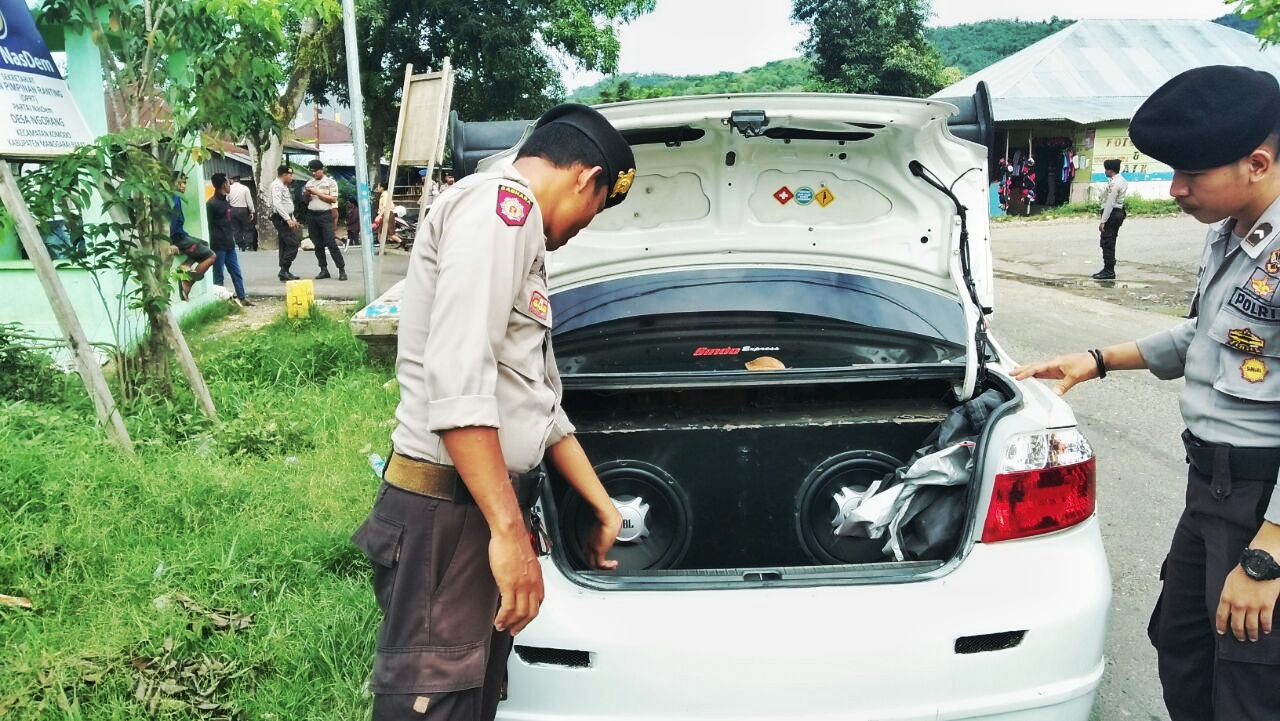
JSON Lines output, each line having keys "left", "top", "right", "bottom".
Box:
{"left": 559, "top": 460, "right": 692, "bottom": 571}
{"left": 795, "top": 451, "right": 902, "bottom": 564}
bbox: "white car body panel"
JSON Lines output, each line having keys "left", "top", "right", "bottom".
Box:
{"left": 503, "top": 520, "right": 1109, "bottom": 721}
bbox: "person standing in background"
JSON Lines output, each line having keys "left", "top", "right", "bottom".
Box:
{"left": 269, "top": 165, "right": 301, "bottom": 282}
{"left": 207, "top": 173, "right": 252, "bottom": 307}
{"left": 303, "top": 158, "right": 347, "bottom": 280}
{"left": 227, "top": 175, "right": 256, "bottom": 251}
{"left": 1092, "top": 158, "right": 1129, "bottom": 280}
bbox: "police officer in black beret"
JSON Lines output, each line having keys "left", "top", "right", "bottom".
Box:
{"left": 352, "top": 103, "right": 633, "bottom": 721}
{"left": 1015, "top": 65, "right": 1280, "bottom": 720}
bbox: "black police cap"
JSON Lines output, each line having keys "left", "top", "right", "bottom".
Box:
{"left": 535, "top": 103, "right": 636, "bottom": 208}
{"left": 307, "top": 158, "right": 325, "bottom": 170}
{"left": 1130, "top": 65, "right": 1280, "bottom": 170}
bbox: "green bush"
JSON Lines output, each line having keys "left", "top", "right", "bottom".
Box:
{"left": 202, "top": 309, "right": 369, "bottom": 387}
{"left": 0, "top": 323, "right": 65, "bottom": 404}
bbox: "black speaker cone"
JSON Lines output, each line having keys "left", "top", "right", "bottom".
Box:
{"left": 561, "top": 460, "right": 692, "bottom": 571}
{"left": 795, "top": 451, "right": 902, "bottom": 564}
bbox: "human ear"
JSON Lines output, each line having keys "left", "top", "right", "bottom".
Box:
{"left": 576, "top": 165, "right": 604, "bottom": 193}
{"left": 1248, "top": 147, "right": 1274, "bottom": 179}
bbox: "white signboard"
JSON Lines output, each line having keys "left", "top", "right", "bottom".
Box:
{"left": 0, "top": 0, "right": 93, "bottom": 158}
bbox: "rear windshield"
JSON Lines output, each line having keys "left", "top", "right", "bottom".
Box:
{"left": 552, "top": 269, "right": 966, "bottom": 375}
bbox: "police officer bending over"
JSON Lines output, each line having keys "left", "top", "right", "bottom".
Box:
{"left": 1014, "top": 66, "right": 1280, "bottom": 721}
{"left": 352, "top": 104, "right": 632, "bottom": 721}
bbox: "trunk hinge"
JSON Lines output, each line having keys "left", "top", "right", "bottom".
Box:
{"left": 909, "top": 160, "right": 991, "bottom": 396}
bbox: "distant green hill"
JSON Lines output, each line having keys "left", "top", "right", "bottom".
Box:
{"left": 567, "top": 58, "right": 811, "bottom": 104}
{"left": 570, "top": 14, "right": 1254, "bottom": 102}
{"left": 925, "top": 18, "right": 1076, "bottom": 75}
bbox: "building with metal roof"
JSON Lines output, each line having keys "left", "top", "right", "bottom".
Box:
{"left": 933, "top": 19, "right": 1280, "bottom": 212}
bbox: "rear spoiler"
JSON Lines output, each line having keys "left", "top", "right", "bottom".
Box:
{"left": 450, "top": 83, "right": 996, "bottom": 179}
{"left": 933, "top": 81, "right": 997, "bottom": 180}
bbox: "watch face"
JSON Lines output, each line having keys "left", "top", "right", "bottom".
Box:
{"left": 1241, "top": 548, "right": 1280, "bottom": 580}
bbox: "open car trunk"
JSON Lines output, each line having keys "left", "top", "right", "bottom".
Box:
{"left": 544, "top": 373, "right": 1017, "bottom": 586}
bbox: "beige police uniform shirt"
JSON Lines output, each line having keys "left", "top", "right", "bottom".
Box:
{"left": 304, "top": 174, "right": 338, "bottom": 212}
{"left": 391, "top": 164, "right": 573, "bottom": 473}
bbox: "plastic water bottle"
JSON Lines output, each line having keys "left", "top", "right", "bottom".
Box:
{"left": 368, "top": 453, "right": 386, "bottom": 478}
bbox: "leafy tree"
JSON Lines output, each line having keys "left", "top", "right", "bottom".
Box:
{"left": 307, "top": 0, "right": 656, "bottom": 178}
{"left": 1226, "top": 5, "right": 1269, "bottom": 38}
{"left": 28, "top": 0, "right": 309, "bottom": 402}
{"left": 791, "top": 0, "right": 947, "bottom": 97}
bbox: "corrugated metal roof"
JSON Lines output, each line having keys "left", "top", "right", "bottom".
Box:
{"left": 932, "top": 19, "right": 1280, "bottom": 123}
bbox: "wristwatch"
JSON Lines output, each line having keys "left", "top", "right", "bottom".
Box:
{"left": 1239, "top": 548, "right": 1280, "bottom": 581}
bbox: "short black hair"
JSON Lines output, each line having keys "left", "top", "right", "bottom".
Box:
{"left": 517, "top": 123, "right": 610, "bottom": 194}
{"left": 1103, "top": 158, "right": 1121, "bottom": 173}
{"left": 211, "top": 172, "right": 228, "bottom": 188}
{"left": 172, "top": 170, "right": 186, "bottom": 182}
{"left": 277, "top": 164, "right": 293, "bottom": 177}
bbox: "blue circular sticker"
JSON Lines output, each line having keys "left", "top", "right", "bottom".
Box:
{"left": 794, "top": 186, "right": 814, "bottom": 206}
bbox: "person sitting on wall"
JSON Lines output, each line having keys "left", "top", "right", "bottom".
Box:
{"left": 169, "top": 172, "right": 215, "bottom": 301}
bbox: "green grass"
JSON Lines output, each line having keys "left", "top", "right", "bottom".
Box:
{"left": 1, "top": 306, "right": 397, "bottom": 720}
{"left": 996, "top": 197, "right": 1182, "bottom": 221}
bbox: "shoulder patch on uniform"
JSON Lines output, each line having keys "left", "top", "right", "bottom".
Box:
{"left": 528, "top": 290, "right": 550, "bottom": 321}
{"left": 496, "top": 185, "right": 532, "bottom": 227}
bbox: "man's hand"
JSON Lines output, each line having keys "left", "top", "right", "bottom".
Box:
{"left": 1098, "top": 222, "right": 1105, "bottom": 232}
{"left": 584, "top": 506, "right": 623, "bottom": 570}
{"left": 1216, "top": 566, "right": 1280, "bottom": 642}
{"left": 1011, "top": 352, "right": 1098, "bottom": 395}
{"left": 288, "top": 219, "right": 300, "bottom": 229}
{"left": 490, "top": 530, "right": 544, "bottom": 635}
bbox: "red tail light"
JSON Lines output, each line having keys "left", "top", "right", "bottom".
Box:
{"left": 981, "top": 428, "right": 1096, "bottom": 543}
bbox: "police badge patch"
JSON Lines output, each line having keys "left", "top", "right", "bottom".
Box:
{"left": 1248, "top": 268, "right": 1280, "bottom": 302}
{"left": 1268, "top": 248, "right": 1280, "bottom": 275}
{"left": 528, "top": 290, "right": 550, "bottom": 321}
{"left": 1241, "top": 357, "right": 1269, "bottom": 383}
{"left": 496, "top": 185, "right": 533, "bottom": 227}
{"left": 1228, "top": 328, "right": 1266, "bottom": 354}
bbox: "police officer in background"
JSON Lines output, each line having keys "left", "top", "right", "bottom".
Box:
{"left": 352, "top": 104, "right": 633, "bottom": 721}
{"left": 303, "top": 158, "right": 347, "bottom": 280}
{"left": 1014, "top": 66, "right": 1280, "bottom": 720}
{"left": 1092, "top": 157, "right": 1128, "bottom": 280}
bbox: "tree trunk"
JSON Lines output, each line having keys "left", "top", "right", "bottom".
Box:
{"left": 249, "top": 14, "right": 329, "bottom": 253}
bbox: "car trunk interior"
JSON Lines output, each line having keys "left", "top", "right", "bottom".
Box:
{"left": 544, "top": 375, "right": 1010, "bottom": 584}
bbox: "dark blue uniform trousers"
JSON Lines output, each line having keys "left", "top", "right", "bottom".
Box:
{"left": 1148, "top": 458, "right": 1280, "bottom": 720}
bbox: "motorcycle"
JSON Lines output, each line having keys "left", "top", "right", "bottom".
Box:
{"left": 374, "top": 205, "right": 418, "bottom": 250}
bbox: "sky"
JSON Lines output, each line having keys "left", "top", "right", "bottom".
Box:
{"left": 562, "top": 0, "right": 1243, "bottom": 90}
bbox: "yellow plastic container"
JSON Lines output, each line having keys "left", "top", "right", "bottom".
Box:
{"left": 286, "top": 279, "right": 315, "bottom": 318}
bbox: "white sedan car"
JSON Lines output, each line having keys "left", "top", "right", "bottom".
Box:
{"left": 448, "top": 91, "right": 1111, "bottom": 721}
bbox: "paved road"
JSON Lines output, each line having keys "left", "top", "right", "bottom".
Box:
{"left": 233, "top": 241, "right": 411, "bottom": 303}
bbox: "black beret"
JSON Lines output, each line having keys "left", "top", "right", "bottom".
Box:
{"left": 307, "top": 158, "right": 325, "bottom": 170}
{"left": 535, "top": 103, "right": 636, "bottom": 208}
{"left": 1130, "top": 65, "right": 1280, "bottom": 170}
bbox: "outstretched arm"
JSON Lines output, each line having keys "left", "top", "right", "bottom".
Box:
{"left": 1011, "top": 342, "right": 1147, "bottom": 395}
